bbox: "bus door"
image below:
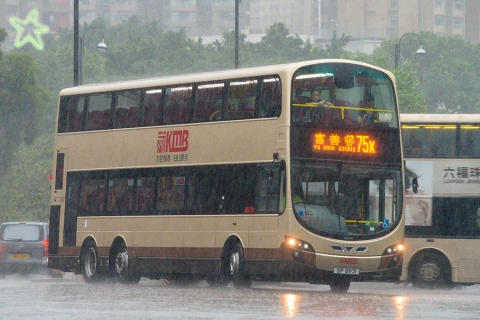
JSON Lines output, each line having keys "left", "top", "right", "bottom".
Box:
{"left": 49, "top": 149, "right": 67, "bottom": 256}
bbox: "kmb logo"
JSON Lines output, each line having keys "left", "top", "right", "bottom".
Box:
{"left": 157, "top": 130, "right": 189, "bottom": 153}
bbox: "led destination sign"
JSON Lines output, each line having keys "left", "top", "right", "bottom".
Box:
{"left": 313, "top": 132, "right": 377, "bottom": 155}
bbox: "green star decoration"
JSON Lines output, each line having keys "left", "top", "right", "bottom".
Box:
{"left": 10, "top": 9, "right": 49, "bottom": 50}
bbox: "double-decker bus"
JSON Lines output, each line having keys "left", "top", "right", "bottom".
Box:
{"left": 401, "top": 114, "right": 480, "bottom": 288}
{"left": 48, "top": 59, "right": 404, "bottom": 292}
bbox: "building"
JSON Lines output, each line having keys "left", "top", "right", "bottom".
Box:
{"left": 0, "top": 0, "right": 476, "bottom": 53}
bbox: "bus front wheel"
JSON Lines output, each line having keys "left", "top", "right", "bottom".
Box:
{"left": 224, "top": 242, "right": 252, "bottom": 288}
{"left": 412, "top": 252, "right": 451, "bottom": 288}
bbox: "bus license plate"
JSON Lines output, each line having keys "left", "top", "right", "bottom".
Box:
{"left": 11, "top": 254, "right": 29, "bottom": 259}
{"left": 334, "top": 267, "right": 359, "bottom": 275}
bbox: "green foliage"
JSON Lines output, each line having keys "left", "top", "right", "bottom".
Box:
{"left": 393, "top": 69, "right": 427, "bottom": 113}
{"left": 255, "top": 22, "right": 311, "bottom": 64}
{"left": 310, "top": 31, "right": 351, "bottom": 59}
{"left": 416, "top": 33, "right": 480, "bottom": 113}
{"left": 0, "top": 131, "right": 52, "bottom": 223}
{"left": 0, "top": 53, "right": 48, "bottom": 171}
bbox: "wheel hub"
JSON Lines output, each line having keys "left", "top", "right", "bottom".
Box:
{"left": 229, "top": 252, "right": 239, "bottom": 277}
{"left": 419, "top": 262, "right": 440, "bottom": 282}
{"left": 115, "top": 251, "right": 128, "bottom": 275}
{"left": 85, "top": 247, "right": 97, "bottom": 277}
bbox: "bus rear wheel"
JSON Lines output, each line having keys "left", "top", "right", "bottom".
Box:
{"left": 329, "top": 275, "right": 351, "bottom": 293}
{"left": 113, "top": 246, "right": 140, "bottom": 284}
{"left": 412, "top": 252, "right": 451, "bottom": 288}
{"left": 224, "top": 242, "right": 252, "bottom": 288}
{"left": 81, "top": 240, "right": 100, "bottom": 283}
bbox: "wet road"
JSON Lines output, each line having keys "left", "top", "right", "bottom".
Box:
{"left": 0, "top": 274, "right": 479, "bottom": 319}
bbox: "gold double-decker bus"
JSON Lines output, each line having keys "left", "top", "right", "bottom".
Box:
{"left": 401, "top": 114, "right": 480, "bottom": 288}
{"left": 48, "top": 59, "right": 404, "bottom": 292}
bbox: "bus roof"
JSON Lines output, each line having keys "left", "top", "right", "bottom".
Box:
{"left": 400, "top": 113, "right": 480, "bottom": 124}
{"left": 59, "top": 59, "right": 393, "bottom": 96}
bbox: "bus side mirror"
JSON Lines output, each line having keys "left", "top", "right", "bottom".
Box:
{"left": 411, "top": 177, "right": 418, "bottom": 194}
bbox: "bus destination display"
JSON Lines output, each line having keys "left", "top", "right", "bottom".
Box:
{"left": 313, "top": 132, "right": 377, "bottom": 155}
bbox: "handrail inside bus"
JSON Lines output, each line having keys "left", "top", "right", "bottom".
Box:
{"left": 344, "top": 219, "right": 391, "bottom": 225}
{"left": 292, "top": 103, "right": 392, "bottom": 120}
{"left": 209, "top": 109, "right": 255, "bottom": 121}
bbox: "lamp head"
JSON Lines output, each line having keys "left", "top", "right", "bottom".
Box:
{"left": 97, "top": 40, "right": 107, "bottom": 52}
{"left": 416, "top": 45, "right": 426, "bottom": 55}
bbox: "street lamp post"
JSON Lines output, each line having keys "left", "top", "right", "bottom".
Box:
{"left": 73, "top": 0, "right": 79, "bottom": 86}
{"left": 78, "top": 27, "right": 107, "bottom": 85}
{"left": 394, "top": 33, "right": 426, "bottom": 69}
{"left": 234, "top": 0, "right": 240, "bottom": 69}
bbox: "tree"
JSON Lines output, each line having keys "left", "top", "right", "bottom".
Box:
{"left": 393, "top": 68, "right": 427, "bottom": 113}
{"left": 0, "top": 53, "right": 48, "bottom": 172}
{"left": 254, "top": 22, "right": 310, "bottom": 65}
{"left": 310, "top": 31, "right": 351, "bottom": 59}
{"left": 0, "top": 131, "right": 52, "bottom": 222}
{"left": 417, "top": 33, "right": 480, "bottom": 113}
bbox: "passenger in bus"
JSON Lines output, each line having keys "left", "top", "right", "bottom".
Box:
{"left": 357, "top": 93, "right": 378, "bottom": 125}
{"left": 258, "top": 87, "right": 281, "bottom": 117}
{"left": 304, "top": 89, "right": 333, "bottom": 122}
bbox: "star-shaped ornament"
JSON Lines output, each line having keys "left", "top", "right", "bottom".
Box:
{"left": 10, "top": 9, "right": 49, "bottom": 50}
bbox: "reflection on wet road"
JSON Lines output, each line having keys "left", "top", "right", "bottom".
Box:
{"left": 0, "top": 275, "right": 479, "bottom": 319}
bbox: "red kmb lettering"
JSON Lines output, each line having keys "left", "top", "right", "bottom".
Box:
{"left": 339, "top": 258, "right": 358, "bottom": 264}
{"left": 157, "top": 130, "right": 189, "bottom": 153}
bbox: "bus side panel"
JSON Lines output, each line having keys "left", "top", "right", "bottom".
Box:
{"left": 455, "top": 239, "right": 480, "bottom": 283}
{"left": 401, "top": 238, "right": 456, "bottom": 282}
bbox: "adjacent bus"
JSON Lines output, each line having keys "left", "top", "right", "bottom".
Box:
{"left": 401, "top": 114, "right": 480, "bottom": 287}
{"left": 48, "top": 59, "right": 405, "bottom": 292}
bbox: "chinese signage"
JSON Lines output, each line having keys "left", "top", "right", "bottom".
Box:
{"left": 313, "top": 132, "right": 377, "bottom": 155}
{"left": 442, "top": 166, "right": 480, "bottom": 184}
{"left": 405, "top": 160, "right": 480, "bottom": 226}
{"left": 156, "top": 130, "right": 189, "bottom": 163}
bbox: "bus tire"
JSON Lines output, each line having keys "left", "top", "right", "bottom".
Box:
{"left": 225, "top": 241, "right": 252, "bottom": 288}
{"left": 329, "top": 275, "right": 351, "bottom": 293}
{"left": 113, "top": 244, "right": 140, "bottom": 284}
{"left": 412, "top": 252, "right": 451, "bottom": 288}
{"left": 81, "top": 240, "right": 101, "bottom": 283}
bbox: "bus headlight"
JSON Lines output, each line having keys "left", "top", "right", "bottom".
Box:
{"left": 379, "top": 243, "right": 404, "bottom": 271}
{"left": 285, "top": 236, "right": 316, "bottom": 265}
{"left": 285, "top": 236, "right": 315, "bottom": 253}
{"left": 382, "top": 243, "right": 404, "bottom": 255}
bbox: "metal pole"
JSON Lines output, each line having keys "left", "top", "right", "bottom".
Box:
{"left": 73, "top": 0, "right": 79, "bottom": 86}
{"left": 235, "top": 0, "right": 239, "bottom": 69}
{"left": 79, "top": 36, "right": 83, "bottom": 85}
{"left": 394, "top": 43, "right": 400, "bottom": 69}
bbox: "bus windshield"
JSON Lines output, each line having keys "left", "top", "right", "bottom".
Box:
{"left": 292, "top": 161, "right": 402, "bottom": 239}
{"left": 292, "top": 63, "right": 398, "bottom": 128}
